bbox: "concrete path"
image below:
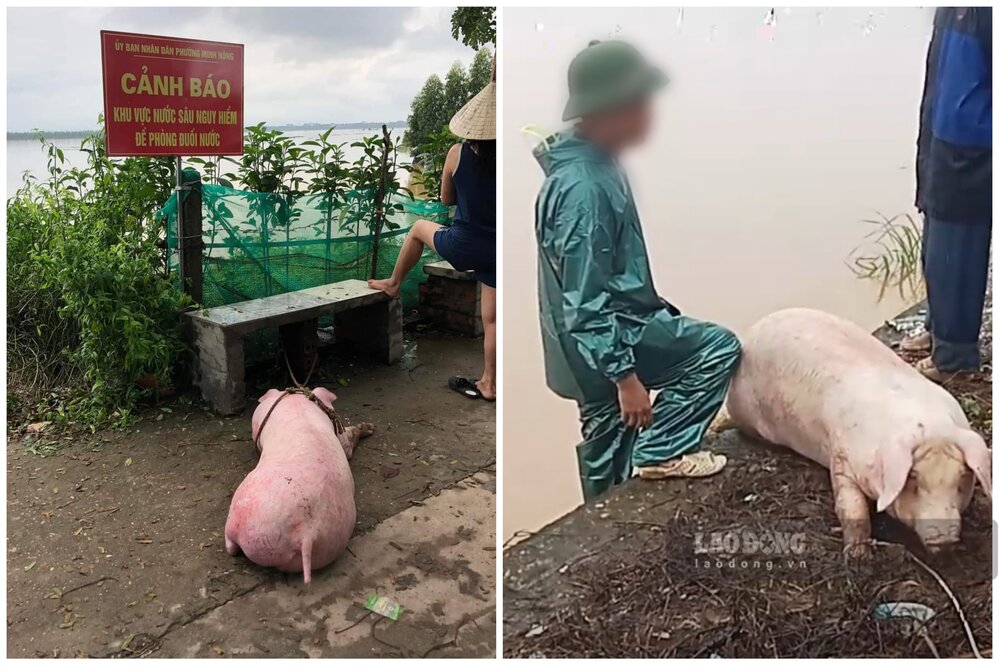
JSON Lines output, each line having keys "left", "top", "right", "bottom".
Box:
{"left": 156, "top": 471, "right": 496, "bottom": 658}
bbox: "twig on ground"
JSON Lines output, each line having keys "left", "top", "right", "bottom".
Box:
{"left": 58, "top": 576, "right": 117, "bottom": 598}
{"left": 334, "top": 608, "right": 373, "bottom": 635}
{"left": 907, "top": 551, "right": 983, "bottom": 659}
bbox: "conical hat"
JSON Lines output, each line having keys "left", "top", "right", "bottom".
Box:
{"left": 449, "top": 81, "right": 496, "bottom": 140}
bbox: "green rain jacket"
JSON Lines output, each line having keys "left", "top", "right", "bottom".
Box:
{"left": 534, "top": 131, "right": 671, "bottom": 402}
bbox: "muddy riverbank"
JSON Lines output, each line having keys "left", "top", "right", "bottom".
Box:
{"left": 503, "top": 304, "right": 992, "bottom": 658}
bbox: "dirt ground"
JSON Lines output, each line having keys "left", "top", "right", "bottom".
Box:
{"left": 504, "top": 304, "right": 992, "bottom": 658}
{"left": 7, "top": 331, "right": 496, "bottom": 658}
{"left": 505, "top": 434, "right": 991, "bottom": 658}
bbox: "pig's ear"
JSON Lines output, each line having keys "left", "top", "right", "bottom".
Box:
{"left": 873, "top": 443, "right": 914, "bottom": 513}
{"left": 258, "top": 388, "right": 283, "bottom": 404}
{"left": 311, "top": 387, "right": 338, "bottom": 409}
{"left": 955, "top": 430, "right": 992, "bottom": 500}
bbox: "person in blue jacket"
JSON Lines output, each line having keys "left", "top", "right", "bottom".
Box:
{"left": 901, "top": 7, "right": 992, "bottom": 381}
{"left": 533, "top": 40, "right": 742, "bottom": 501}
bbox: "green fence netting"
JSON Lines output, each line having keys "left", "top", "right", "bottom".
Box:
{"left": 157, "top": 172, "right": 451, "bottom": 364}
{"left": 158, "top": 174, "right": 452, "bottom": 311}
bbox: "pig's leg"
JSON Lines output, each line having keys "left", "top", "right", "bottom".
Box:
{"left": 339, "top": 422, "right": 375, "bottom": 460}
{"left": 708, "top": 407, "right": 735, "bottom": 434}
{"left": 831, "top": 469, "right": 873, "bottom": 559}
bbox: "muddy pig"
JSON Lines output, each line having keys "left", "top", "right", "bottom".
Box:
{"left": 722, "top": 308, "right": 991, "bottom": 558}
{"left": 225, "top": 388, "right": 374, "bottom": 582}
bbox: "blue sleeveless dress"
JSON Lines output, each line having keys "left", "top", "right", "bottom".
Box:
{"left": 433, "top": 142, "right": 497, "bottom": 287}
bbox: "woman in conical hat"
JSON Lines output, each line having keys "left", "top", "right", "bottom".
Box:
{"left": 369, "top": 56, "right": 497, "bottom": 401}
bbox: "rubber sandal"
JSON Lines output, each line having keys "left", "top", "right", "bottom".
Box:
{"left": 899, "top": 331, "right": 932, "bottom": 352}
{"left": 636, "top": 451, "right": 728, "bottom": 480}
{"left": 448, "top": 376, "right": 482, "bottom": 399}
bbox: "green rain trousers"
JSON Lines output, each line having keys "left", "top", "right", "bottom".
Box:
{"left": 576, "top": 313, "right": 740, "bottom": 500}
{"left": 534, "top": 131, "right": 742, "bottom": 501}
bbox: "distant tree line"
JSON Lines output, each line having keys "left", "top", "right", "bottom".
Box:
{"left": 403, "top": 47, "right": 492, "bottom": 150}
{"left": 8, "top": 121, "right": 408, "bottom": 142}
{"left": 7, "top": 130, "right": 98, "bottom": 140}
{"left": 268, "top": 121, "right": 407, "bottom": 132}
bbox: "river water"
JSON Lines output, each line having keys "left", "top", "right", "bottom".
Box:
{"left": 502, "top": 7, "right": 930, "bottom": 541}
{"left": 6, "top": 126, "right": 410, "bottom": 196}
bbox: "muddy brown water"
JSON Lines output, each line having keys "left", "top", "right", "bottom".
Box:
{"left": 502, "top": 7, "right": 928, "bottom": 540}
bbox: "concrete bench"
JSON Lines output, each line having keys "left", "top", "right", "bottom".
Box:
{"left": 418, "top": 261, "right": 483, "bottom": 336}
{"left": 183, "top": 279, "right": 402, "bottom": 414}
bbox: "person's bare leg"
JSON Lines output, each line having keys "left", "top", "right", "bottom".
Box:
{"left": 368, "top": 219, "right": 440, "bottom": 298}
{"left": 476, "top": 284, "right": 496, "bottom": 400}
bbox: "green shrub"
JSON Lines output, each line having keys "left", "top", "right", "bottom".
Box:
{"left": 9, "top": 121, "right": 431, "bottom": 429}
{"left": 7, "top": 126, "right": 188, "bottom": 427}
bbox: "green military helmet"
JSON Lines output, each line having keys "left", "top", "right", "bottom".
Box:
{"left": 562, "top": 39, "right": 668, "bottom": 121}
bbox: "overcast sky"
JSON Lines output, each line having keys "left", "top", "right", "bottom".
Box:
{"left": 7, "top": 6, "right": 476, "bottom": 131}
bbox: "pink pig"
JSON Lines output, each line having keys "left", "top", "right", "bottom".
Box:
{"left": 723, "top": 308, "right": 991, "bottom": 558}
{"left": 224, "top": 387, "right": 374, "bottom": 582}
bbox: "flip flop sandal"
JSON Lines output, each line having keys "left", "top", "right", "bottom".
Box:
{"left": 637, "top": 451, "right": 728, "bottom": 480}
{"left": 448, "top": 376, "right": 483, "bottom": 400}
{"left": 899, "top": 331, "right": 932, "bottom": 352}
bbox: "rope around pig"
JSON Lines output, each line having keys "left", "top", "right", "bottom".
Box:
{"left": 253, "top": 353, "right": 346, "bottom": 447}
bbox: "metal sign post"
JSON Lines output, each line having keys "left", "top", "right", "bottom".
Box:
{"left": 176, "top": 156, "right": 186, "bottom": 294}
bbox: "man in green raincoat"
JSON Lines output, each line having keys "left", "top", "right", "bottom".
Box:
{"left": 534, "top": 40, "right": 742, "bottom": 501}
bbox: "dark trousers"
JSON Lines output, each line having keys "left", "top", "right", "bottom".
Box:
{"left": 921, "top": 215, "right": 991, "bottom": 371}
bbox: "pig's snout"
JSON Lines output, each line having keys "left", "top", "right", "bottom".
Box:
{"left": 889, "top": 498, "right": 963, "bottom": 552}
{"left": 924, "top": 541, "right": 957, "bottom": 555}
{"left": 893, "top": 447, "right": 972, "bottom": 552}
{"left": 915, "top": 519, "right": 961, "bottom": 553}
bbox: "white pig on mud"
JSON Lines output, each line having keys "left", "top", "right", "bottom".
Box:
{"left": 225, "top": 388, "right": 374, "bottom": 582}
{"left": 722, "top": 308, "right": 991, "bottom": 558}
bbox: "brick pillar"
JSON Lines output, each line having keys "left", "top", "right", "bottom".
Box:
{"left": 418, "top": 261, "right": 483, "bottom": 336}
